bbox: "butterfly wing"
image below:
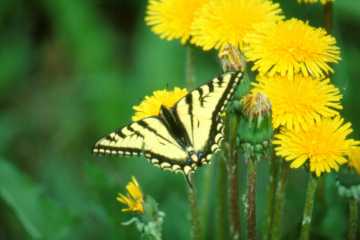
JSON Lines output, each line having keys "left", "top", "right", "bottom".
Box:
{"left": 93, "top": 117, "right": 189, "bottom": 172}
{"left": 93, "top": 71, "right": 243, "bottom": 175}
{"left": 174, "top": 71, "right": 243, "bottom": 163}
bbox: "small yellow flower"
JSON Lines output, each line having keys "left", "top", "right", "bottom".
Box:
{"left": 245, "top": 18, "right": 340, "bottom": 79}
{"left": 348, "top": 147, "right": 360, "bottom": 175}
{"left": 132, "top": 87, "right": 188, "bottom": 121}
{"left": 117, "top": 177, "right": 144, "bottom": 213}
{"left": 274, "top": 117, "right": 360, "bottom": 177}
{"left": 253, "top": 75, "right": 342, "bottom": 130}
{"left": 191, "top": 0, "right": 283, "bottom": 51}
{"left": 145, "top": 0, "right": 208, "bottom": 44}
{"left": 297, "top": 0, "right": 333, "bottom": 4}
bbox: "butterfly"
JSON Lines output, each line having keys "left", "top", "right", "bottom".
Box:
{"left": 93, "top": 71, "right": 243, "bottom": 181}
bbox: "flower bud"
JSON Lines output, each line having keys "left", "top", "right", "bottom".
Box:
{"left": 218, "top": 44, "right": 246, "bottom": 72}
{"left": 238, "top": 92, "right": 272, "bottom": 145}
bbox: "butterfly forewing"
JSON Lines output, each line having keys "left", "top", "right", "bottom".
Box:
{"left": 93, "top": 117, "right": 188, "bottom": 170}
{"left": 175, "top": 72, "right": 242, "bottom": 152}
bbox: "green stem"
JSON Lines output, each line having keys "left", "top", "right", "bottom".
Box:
{"left": 271, "top": 160, "right": 289, "bottom": 240}
{"left": 263, "top": 152, "right": 279, "bottom": 240}
{"left": 188, "top": 179, "right": 202, "bottom": 240}
{"left": 216, "top": 157, "right": 227, "bottom": 240}
{"left": 185, "top": 46, "right": 194, "bottom": 88}
{"left": 200, "top": 162, "right": 214, "bottom": 240}
{"left": 227, "top": 115, "right": 241, "bottom": 240}
{"left": 324, "top": 2, "right": 333, "bottom": 33}
{"left": 299, "top": 174, "right": 319, "bottom": 240}
{"left": 247, "top": 157, "right": 257, "bottom": 240}
{"left": 348, "top": 198, "right": 358, "bottom": 240}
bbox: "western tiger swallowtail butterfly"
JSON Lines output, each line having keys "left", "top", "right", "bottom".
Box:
{"left": 93, "top": 71, "right": 243, "bottom": 179}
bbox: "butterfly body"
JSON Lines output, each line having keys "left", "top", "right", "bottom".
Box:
{"left": 93, "top": 71, "right": 243, "bottom": 176}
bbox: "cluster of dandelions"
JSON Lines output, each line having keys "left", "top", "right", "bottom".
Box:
{"left": 245, "top": 18, "right": 359, "bottom": 177}
{"left": 112, "top": 0, "right": 360, "bottom": 239}
{"left": 145, "top": 0, "right": 360, "bottom": 177}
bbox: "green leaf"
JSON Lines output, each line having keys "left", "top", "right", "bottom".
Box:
{"left": 0, "top": 158, "right": 72, "bottom": 239}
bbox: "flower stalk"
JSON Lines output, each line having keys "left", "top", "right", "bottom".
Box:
{"left": 271, "top": 160, "right": 289, "bottom": 240}
{"left": 348, "top": 198, "right": 358, "bottom": 240}
{"left": 227, "top": 114, "right": 241, "bottom": 240}
{"left": 216, "top": 157, "right": 227, "bottom": 240}
{"left": 188, "top": 178, "right": 202, "bottom": 240}
{"left": 247, "top": 155, "right": 257, "bottom": 240}
{"left": 200, "top": 163, "right": 214, "bottom": 239}
{"left": 263, "top": 151, "right": 278, "bottom": 240}
{"left": 299, "top": 174, "right": 319, "bottom": 240}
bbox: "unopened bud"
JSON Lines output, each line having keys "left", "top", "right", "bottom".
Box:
{"left": 218, "top": 44, "right": 246, "bottom": 72}
{"left": 238, "top": 91, "right": 273, "bottom": 144}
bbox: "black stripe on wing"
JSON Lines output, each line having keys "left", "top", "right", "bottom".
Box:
{"left": 136, "top": 119, "right": 176, "bottom": 146}
{"left": 185, "top": 93, "right": 195, "bottom": 144}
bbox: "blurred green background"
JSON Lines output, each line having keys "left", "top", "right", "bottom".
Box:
{"left": 0, "top": 0, "right": 359, "bottom": 239}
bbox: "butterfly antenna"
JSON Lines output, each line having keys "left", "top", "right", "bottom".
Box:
{"left": 184, "top": 173, "right": 193, "bottom": 189}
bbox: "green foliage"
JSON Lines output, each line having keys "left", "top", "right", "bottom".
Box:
{"left": 0, "top": 159, "right": 72, "bottom": 239}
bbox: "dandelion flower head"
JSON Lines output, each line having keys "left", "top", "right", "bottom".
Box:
{"left": 253, "top": 75, "right": 342, "bottom": 130}
{"left": 145, "top": 0, "right": 208, "bottom": 43}
{"left": 117, "top": 177, "right": 144, "bottom": 213}
{"left": 191, "top": 0, "right": 283, "bottom": 51}
{"left": 132, "top": 87, "right": 188, "bottom": 121}
{"left": 245, "top": 18, "right": 340, "bottom": 79}
{"left": 274, "top": 117, "right": 360, "bottom": 177}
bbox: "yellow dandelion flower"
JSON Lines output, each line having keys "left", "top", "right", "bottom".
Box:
{"left": 117, "top": 177, "right": 144, "bottom": 213}
{"left": 253, "top": 75, "right": 342, "bottom": 130}
{"left": 348, "top": 147, "right": 360, "bottom": 175}
{"left": 132, "top": 87, "right": 188, "bottom": 121}
{"left": 273, "top": 117, "right": 360, "bottom": 177}
{"left": 191, "top": 0, "right": 283, "bottom": 51}
{"left": 245, "top": 18, "right": 340, "bottom": 79}
{"left": 297, "top": 0, "right": 333, "bottom": 4}
{"left": 145, "top": 0, "right": 208, "bottom": 44}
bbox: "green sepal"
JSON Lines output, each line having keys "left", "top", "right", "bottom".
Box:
{"left": 238, "top": 112, "right": 273, "bottom": 145}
